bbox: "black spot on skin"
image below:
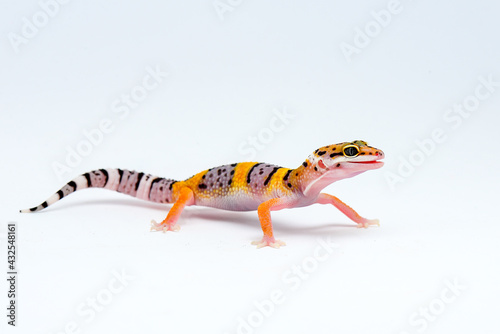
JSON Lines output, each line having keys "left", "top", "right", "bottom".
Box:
{"left": 210, "top": 183, "right": 214, "bottom": 187}
{"left": 100, "top": 169, "right": 109, "bottom": 187}
{"left": 228, "top": 180, "right": 232, "bottom": 185}
{"left": 259, "top": 170, "right": 264, "bottom": 175}
{"left": 198, "top": 184, "right": 207, "bottom": 189}
{"left": 224, "top": 173, "right": 227, "bottom": 177}
{"left": 302, "top": 162, "right": 308, "bottom": 167}
{"left": 169, "top": 181, "right": 177, "bottom": 190}
{"left": 330, "top": 152, "right": 342, "bottom": 158}
{"left": 42, "top": 201, "right": 48, "bottom": 208}
{"left": 287, "top": 183, "right": 292, "bottom": 188}
{"left": 295, "top": 172, "right": 298, "bottom": 176}
{"left": 283, "top": 169, "right": 292, "bottom": 181}
{"left": 231, "top": 163, "right": 237, "bottom": 167}
{"left": 159, "top": 186, "right": 163, "bottom": 191}
{"left": 217, "top": 177, "right": 220, "bottom": 182}
{"left": 135, "top": 172, "right": 144, "bottom": 191}
{"left": 118, "top": 169, "right": 124, "bottom": 183}
{"left": 218, "top": 169, "right": 222, "bottom": 176}
{"left": 314, "top": 149, "right": 319, "bottom": 154}
{"left": 230, "top": 170, "right": 235, "bottom": 175}
{"left": 222, "top": 169, "right": 226, "bottom": 172}
{"left": 30, "top": 207, "right": 37, "bottom": 212}
{"left": 317, "top": 151, "right": 326, "bottom": 156}
{"left": 67, "top": 181, "right": 77, "bottom": 191}
{"left": 57, "top": 190, "right": 64, "bottom": 199}
{"left": 336, "top": 163, "right": 340, "bottom": 167}
{"left": 264, "top": 167, "right": 279, "bottom": 186}
{"left": 148, "top": 177, "right": 163, "bottom": 199}
{"left": 219, "top": 183, "right": 223, "bottom": 187}
{"left": 266, "top": 164, "right": 271, "bottom": 167}
{"left": 247, "top": 163, "right": 262, "bottom": 183}
{"left": 369, "top": 152, "right": 373, "bottom": 155}
{"left": 360, "top": 152, "right": 366, "bottom": 155}
{"left": 209, "top": 173, "right": 213, "bottom": 177}
{"left": 83, "top": 173, "right": 91, "bottom": 187}
{"left": 314, "top": 167, "right": 318, "bottom": 171}
{"left": 202, "top": 174, "right": 206, "bottom": 179}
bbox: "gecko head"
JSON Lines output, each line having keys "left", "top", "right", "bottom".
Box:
{"left": 308, "top": 140, "right": 384, "bottom": 174}
{"left": 300, "top": 141, "right": 384, "bottom": 197}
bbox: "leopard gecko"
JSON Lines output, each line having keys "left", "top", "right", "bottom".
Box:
{"left": 21, "top": 140, "right": 384, "bottom": 248}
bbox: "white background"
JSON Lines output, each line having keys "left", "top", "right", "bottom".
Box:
{"left": 1, "top": 0, "right": 499, "bottom": 333}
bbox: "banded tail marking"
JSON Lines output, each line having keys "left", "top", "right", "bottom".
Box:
{"left": 21, "top": 169, "right": 178, "bottom": 212}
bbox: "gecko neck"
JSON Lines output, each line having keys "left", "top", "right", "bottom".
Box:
{"left": 294, "top": 162, "right": 367, "bottom": 199}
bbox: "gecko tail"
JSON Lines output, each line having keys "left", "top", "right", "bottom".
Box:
{"left": 20, "top": 191, "right": 61, "bottom": 213}
{"left": 20, "top": 168, "right": 179, "bottom": 213}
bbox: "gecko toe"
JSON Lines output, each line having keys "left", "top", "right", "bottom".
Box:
{"left": 252, "top": 237, "right": 286, "bottom": 249}
{"left": 356, "top": 219, "right": 380, "bottom": 228}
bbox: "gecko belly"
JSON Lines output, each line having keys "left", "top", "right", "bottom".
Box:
{"left": 194, "top": 193, "right": 266, "bottom": 211}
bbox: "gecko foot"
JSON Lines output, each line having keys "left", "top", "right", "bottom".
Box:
{"left": 150, "top": 219, "right": 181, "bottom": 233}
{"left": 356, "top": 219, "right": 380, "bottom": 228}
{"left": 251, "top": 236, "right": 286, "bottom": 249}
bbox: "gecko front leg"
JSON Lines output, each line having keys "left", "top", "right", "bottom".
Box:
{"left": 251, "top": 197, "right": 297, "bottom": 249}
{"left": 315, "top": 193, "right": 380, "bottom": 228}
{"left": 151, "top": 187, "right": 194, "bottom": 232}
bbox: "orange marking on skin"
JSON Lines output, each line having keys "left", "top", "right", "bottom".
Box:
{"left": 257, "top": 198, "right": 283, "bottom": 238}
{"left": 232, "top": 162, "right": 258, "bottom": 194}
{"left": 262, "top": 168, "right": 294, "bottom": 196}
{"left": 160, "top": 187, "right": 194, "bottom": 225}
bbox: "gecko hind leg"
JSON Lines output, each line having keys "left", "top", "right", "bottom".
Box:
{"left": 315, "top": 193, "right": 380, "bottom": 228}
{"left": 150, "top": 187, "right": 194, "bottom": 233}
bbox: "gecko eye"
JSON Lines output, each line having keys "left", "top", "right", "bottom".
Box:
{"left": 343, "top": 145, "right": 359, "bottom": 157}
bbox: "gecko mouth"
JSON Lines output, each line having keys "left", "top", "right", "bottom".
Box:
{"left": 345, "top": 159, "right": 384, "bottom": 168}
{"left": 351, "top": 160, "right": 383, "bottom": 164}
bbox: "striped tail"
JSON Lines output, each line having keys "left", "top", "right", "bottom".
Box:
{"left": 20, "top": 168, "right": 179, "bottom": 213}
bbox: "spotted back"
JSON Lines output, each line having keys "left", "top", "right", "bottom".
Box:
{"left": 191, "top": 163, "right": 238, "bottom": 197}
{"left": 244, "top": 163, "right": 283, "bottom": 195}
